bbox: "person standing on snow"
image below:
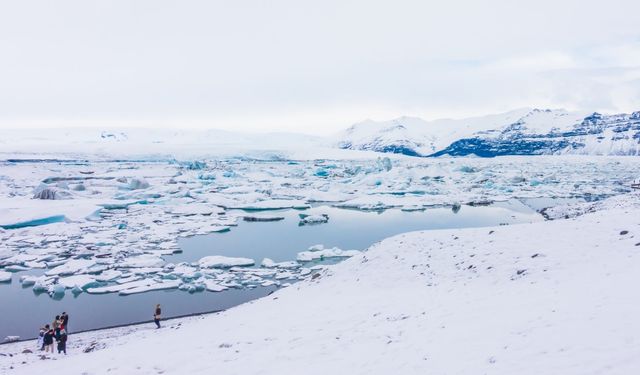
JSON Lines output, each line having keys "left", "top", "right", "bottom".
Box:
{"left": 57, "top": 329, "right": 68, "bottom": 354}
{"left": 43, "top": 329, "right": 55, "bottom": 353}
{"left": 154, "top": 304, "right": 162, "bottom": 329}
{"left": 37, "top": 326, "right": 45, "bottom": 350}
{"left": 41, "top": 324, "right": 50, "bottom": 350}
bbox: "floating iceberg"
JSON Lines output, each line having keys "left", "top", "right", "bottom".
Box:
{"left": 243, "top": 216, "right": 285, "bottom": 222}
{"left": 298, "top": 213, "right": 329, "bottom": 226}
{"left": 119, "top": 280, "right": 181, "bottom": 295}
{"left": 45, "top": 259, "right": 96, "bottom": 276}
{"left": 117, "top": 254, "right": 165, "bottom": 268}
{"left": 228, "top": 199, "right": 310, "bottom": 211}
{"left": 168, "top": 205, "right": 223, "bottom": 216}
{"left": 48, "top": 284, "right": 66, "bottom": 299}
{"left": 275, "top": 271, "right": 295, "bottom": 280}
{"left": 297, "top": 247, "right": 362, "bottom": 262}
{"left": 204, "top": 279, "right": 228, "bottom": 292}
{"left": 0, "top": 271, "right": 12, "bottom": 283}
{"left": 261, "top": 258, "right": 300, "bottom": 269}
{"left": 95, "top": 270, "right": 123, "bottom": 282}
{"left": 57, "top": 275, "right": 102, "bottom": 290}
{"left": 20, "top": 275, "right": 46, "bottom": 287}
{"left": 199, "top": 256, "right": 255, "bottom": 268}
{"left": 4, "top": 264, "right": 31, "bottom": 272}
{"left": 87, "top": 279, "right": 155, "bottom": 294}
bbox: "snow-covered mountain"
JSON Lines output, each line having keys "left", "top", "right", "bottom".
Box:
{"left": 2, "top": 108, "right": 640, "bottom": 159}
{"left": 337, "top": 109, "right": 640, "bottom": 157}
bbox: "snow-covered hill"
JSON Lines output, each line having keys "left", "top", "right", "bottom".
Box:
{"left": 3, "top": 192, "right": 640, "bottom": 374}
{"left": 337, "top": 109, "right": 640, "bottom": 157}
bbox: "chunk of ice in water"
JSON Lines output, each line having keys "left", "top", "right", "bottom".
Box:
{"left": 203, "top": 280, "right": 228, "bottom": 292}
{"left": 261, "top": 258, "right": 300, "bottom": 269}
{"left": 118, "top": 254, "right": 164, "bottom": 268}
{"left": 48, "top": 284, "right": 66, "bottom": 298}
{"left": 95, "top": 270, "right": 123, "bottom": 282}
{"left": 45, "top": 259, "right": 96, "bottom": 276}
{"left": 118, "top": 280, "right": 181, "bottom": 295}
{"left": 0, "top": 271, "right": 12, "bottom": 283}
{"left": 58, "top": 275, "right": 101, "bottom": 290}
{"left": 275, "top": 271, "right": 295, "bottom": 280}
{"left": 199, "top": 256, "right": 255, "bottom": 268}
{"left": 298, "top": 213, "right": 329, "bottom": 226}
{"left": 261, "top": 280, "right": 279, "bottom": 287}
{"left": 297, "top": 247, "right": 362, "bottom": 262}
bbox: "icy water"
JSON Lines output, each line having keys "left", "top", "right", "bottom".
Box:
{"left": 177, "top": 201, "right": 542, "bottom": 263}
{"left": 0, "top": 202, "right": 541, "bottom": 340}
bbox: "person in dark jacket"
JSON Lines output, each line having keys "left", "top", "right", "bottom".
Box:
{"left": 43, "top": 329, "right": 55, "bottom": 353}
{"left": 41, "top": 324, "right": 50, "bottom": 350}
{"left": 57, "top": 329, "right": 67, "bottom": 354}
{"left": 154, "top": 304, "right": 161, "bottom": 328}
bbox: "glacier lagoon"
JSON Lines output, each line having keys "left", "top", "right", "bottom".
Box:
{"left": 0, "top": 202, "right": 542, "bottom": 340}
{"left": 1, "top": 156, "right": 636, "bottom": 341}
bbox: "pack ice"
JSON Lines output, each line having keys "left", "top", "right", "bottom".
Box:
{"left": 1, "top": 156, "right": 639, "bottom": 301}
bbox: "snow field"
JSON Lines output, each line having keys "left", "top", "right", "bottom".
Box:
{"left": 2, "top": 192, "right": 639, "bottom": 374}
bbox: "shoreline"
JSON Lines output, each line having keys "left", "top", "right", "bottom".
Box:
{"left": 0, "top": 308, "right": 224, "bottom": 345}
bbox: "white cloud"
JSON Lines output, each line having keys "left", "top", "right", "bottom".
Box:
{"left": 0, "top": 0, "right": 639, "bottom": 134}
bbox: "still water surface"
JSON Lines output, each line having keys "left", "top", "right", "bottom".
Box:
{"left": 0, "top": 202, "right": 542, "bottom": 340}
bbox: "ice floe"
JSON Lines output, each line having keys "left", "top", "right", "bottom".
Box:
{"left": 298, "top": 213, "right": 329, "bottom": 226}
{"left": 1, "top": 156, "right": 639, "bottom": 303}
{"left": 199, "top": 256, "right": 255, "bottom": 268}
{"left": 0, "top": 271, "right": 12, "bottom": 283}
{"left": 297, "top": 247, "right": 361, "bottom": 262}
{"left": 261, "top": 258, "right": 300, "bottom": 269}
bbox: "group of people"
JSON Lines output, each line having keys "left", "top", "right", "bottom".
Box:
{"left": 32, "top": 305, "right": 159, "bottom": 356}
{"left": 37, "top": 312, "right": 69, "bottom": 355}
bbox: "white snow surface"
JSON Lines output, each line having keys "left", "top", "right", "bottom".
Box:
{"left": 3, "top": 192, "right": 640, "bottom": 375}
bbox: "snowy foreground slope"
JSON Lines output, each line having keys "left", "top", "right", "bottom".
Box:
{"left": 3, "top": 193, "right": 640, "bottom": 375}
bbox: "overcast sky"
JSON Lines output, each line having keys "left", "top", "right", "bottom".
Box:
{"left": 1, "top": 0, "right": 639, "bottom": 134}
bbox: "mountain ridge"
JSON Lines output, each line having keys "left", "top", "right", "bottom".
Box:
{"left": 337, "top": 108, "right": 640, "bottom": 157}
{"left": 2, "top": 108, "right": 639, "bottom": 158}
